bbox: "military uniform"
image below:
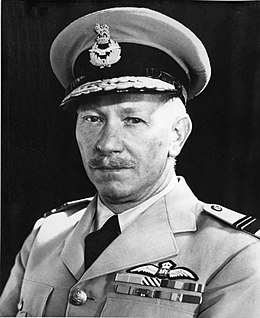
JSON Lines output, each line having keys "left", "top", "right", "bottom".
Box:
{"left": 0, "top": 178, "right": 259, "bottom": 317}
{"left": 1, "top": 7, "right": 260, "bottom": 317}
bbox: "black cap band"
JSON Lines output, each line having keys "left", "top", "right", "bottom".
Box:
{"left": 73, "top": 43, "right": 190, "bottom": 92}
{"left": 61, "top": 44, "right": 189, "bottom": 108}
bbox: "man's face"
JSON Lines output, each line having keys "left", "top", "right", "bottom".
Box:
{"left": 76, "top": 93, "right": 182, "bottom": 206}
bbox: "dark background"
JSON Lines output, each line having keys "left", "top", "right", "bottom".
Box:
{"left": 1, "top": 0, "right": 260, "bottom": 292}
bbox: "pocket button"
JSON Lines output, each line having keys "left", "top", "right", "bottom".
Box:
{"left": 17, "top": 299, "right": 24, "bottom": 311}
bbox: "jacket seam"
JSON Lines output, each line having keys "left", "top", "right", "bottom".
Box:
{"left": 206, "top": 240, "right": 260, "bottom": 285}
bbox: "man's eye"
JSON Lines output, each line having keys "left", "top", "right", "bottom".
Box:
{"left": 124, "top": 117, "right": 144, "bottom": 124}
{"left": 83, "top": 116, "right": 103, "bottom": 123}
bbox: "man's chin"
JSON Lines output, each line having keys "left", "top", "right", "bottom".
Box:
{"left": 96, "top": 184, "right": 133, "bottom": 203}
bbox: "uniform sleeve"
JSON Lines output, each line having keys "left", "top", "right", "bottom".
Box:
{"left": 0, "top": 221, "right": 42, "bottom": 317}
{"left": 198, "top": 241, "right": 260, "bottom": 318}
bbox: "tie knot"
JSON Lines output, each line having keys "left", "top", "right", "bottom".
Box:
{"left": 101, "top": 214, "right": 120, "bottom": 233}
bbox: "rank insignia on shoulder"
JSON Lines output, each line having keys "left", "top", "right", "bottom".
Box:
{"left": 204, "top": 204, "right": 260, "bottom": 239}
{"left": 43, "top": 197, "right": 93, "bottom": 218}
{"left": 127, "top": 260, "right": 199, "bottom": 281}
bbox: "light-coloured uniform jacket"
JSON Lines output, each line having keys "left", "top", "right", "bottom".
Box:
{"left": 0, "top": 178, "right": 260, "bottom": 317}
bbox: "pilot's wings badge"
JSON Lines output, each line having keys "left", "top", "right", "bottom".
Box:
{"left": 127, "top": 260, "right": 198, "bottom": 281}
{"left": 128, "top": 264, "right": 159, "bottom": 276}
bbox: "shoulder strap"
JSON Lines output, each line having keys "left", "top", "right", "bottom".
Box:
{"left": 204, "top": 204, "right": 260, "bottom": 239}
{"left": 43, "top": 197, "right": 93, "bottom": 218}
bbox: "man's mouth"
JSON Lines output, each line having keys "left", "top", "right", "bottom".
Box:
{"left": 92, "top": 166, "right": 128, "bottom": 170}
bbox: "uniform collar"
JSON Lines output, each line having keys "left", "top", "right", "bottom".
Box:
{"left": 61, "top": 177, "right": 199, "bottom": 281}
{"left": 96, "top": 174, "right": 179, "bottom": 232}
{"left": 61, "top": 196, "right": 97, "bottom": 280}
{"left": 79, "top": 177, "right": 198, "bottom": 281}
{"left": 165, "top": 176, "right": 198, "bottom": 234}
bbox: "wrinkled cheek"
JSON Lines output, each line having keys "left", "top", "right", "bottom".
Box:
{"left": 149, "top": 139, "right": 167, "bottom": 157}
{"left": 76, "top": 134, "right": 95, "bottom": 167}
{"left": 143, "top": 139, "right": 168, "bottom": 172}
{"left": 76, "top": 129, "right": 95, "bottom": 151}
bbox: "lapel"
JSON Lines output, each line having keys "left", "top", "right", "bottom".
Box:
{"left": 61, "top": 196, "right": 97, "bottom": 280}
{"left": 80, "top": 177, "right": 198, "bottom": 281}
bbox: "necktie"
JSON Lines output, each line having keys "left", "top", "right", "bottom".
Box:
{"left": 84, "top": 215, "right": 121, "bottom": 270}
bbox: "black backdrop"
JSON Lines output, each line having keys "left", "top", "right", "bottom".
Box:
{"left": 1, "top": 0, "right": 260, "bottom": 291}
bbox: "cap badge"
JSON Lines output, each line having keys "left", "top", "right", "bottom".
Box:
{"left": 89, "top": 24, "right": 121, "bottom": 68}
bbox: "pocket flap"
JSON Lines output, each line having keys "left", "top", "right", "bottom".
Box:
{"left": 17, "top": 280, "right": 53, "bottom": 317}
{"left": 100, "top": 297, "right": 198, "bottom": 317}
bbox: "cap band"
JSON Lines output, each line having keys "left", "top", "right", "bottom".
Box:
{"left": 74, "top": 43, "right": 190, "bottom": 91}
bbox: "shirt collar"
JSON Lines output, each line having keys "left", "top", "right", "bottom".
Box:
{"left": 97, "top": 174, "right": 178, "bottom": 231}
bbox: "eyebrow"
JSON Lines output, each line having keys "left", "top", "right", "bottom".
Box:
{"left": 123, "top": 108, "right": 137, "bottom": 115}
{"left": 121, "top": 107, "right": 146, "bottom": 114}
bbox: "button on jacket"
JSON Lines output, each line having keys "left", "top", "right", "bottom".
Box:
{"left": 0, "top": 178, "right": 259, "bottom": 317}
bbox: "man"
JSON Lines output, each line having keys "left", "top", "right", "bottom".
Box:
{"left": 0, "top": 7, "right": 260, "bottom": 317}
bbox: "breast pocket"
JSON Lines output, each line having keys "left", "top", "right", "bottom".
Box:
{"left": 100, "top": 296, "right": 198, "bottom": 318}
{"left": 16, "top": 280, "right": 53, "bottom": 317}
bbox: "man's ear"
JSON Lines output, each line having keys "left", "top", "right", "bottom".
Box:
{"left": 168, "top": 115, "right": 192, "bottom": 157}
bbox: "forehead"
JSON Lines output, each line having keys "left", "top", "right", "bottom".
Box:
{"left": 77, "top": 93, "right": 173, "bottom": 112}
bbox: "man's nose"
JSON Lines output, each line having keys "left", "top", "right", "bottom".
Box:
{"left": 96, "top": 122, "right": 124, "bottom": 154}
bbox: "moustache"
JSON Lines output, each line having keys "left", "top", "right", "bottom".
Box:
{"left": 89, "top": 156, "right": 135, "bottom": 169}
